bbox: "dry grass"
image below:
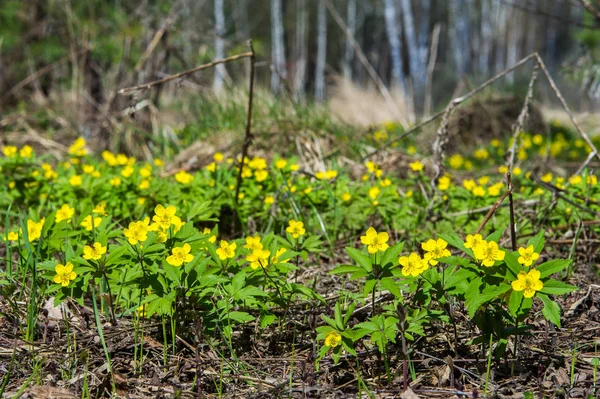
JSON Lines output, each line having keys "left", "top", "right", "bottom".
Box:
{"left": 328, "top": 77, "right": 414, "bottom": 128}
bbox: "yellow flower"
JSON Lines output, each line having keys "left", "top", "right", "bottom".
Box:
{"left": 83, "top": 242, "right": 107, "bottom": 261}
{"left": 69, "top": 175, "right": 82, "bottom": 186}
{"left": 365, "top": 161, "right": 380, "bottom": 174}
{"left": 19, "top": 145, "right": 34, "bottom": 158}
{"left": 368, "top": 186, "right": 380, "bottom": 199}
{"left": 264, "top": 195, "right": 275, "bottom": 205}
{"left": 449, "top": 154, "right": 464, "bottom": 169}
{"left": 6, "top": 231, "right": 19, "bottom": 241}
{"left": 102, "top": 151, "right": 117, "bottom": 166}
{"left": 399, "top": 252, "right": 428, "bottom": 277}
{"left": 474, "top": 148, "right": 489, "bottom": 160}
{"left": 171, "top": 216, "right": 185, "bottom": 233}
{"left": 55, "top": 204, "right": 75, "bottom": 223}
{"left": 152, "top": 204, "right": 177, "bottom": 230}
{"left": 437, "top": 176, "right": 451, "bottom": 191}
{"left": 541, "top": 173, "right": 553, "bottom": 183}
{"left": 315, "top": 170, "right": 338, "bottom": 180}
{"left": 121, "top": 166, "right": 134, "bottom": 178}
{"left": 68, "top": 137, "right": 87, "bottom": 157}
{"left": 491, "top": 139, "right": 501, "bottom": 148}
{"left": 410, "top": 161, "right": 424, "bottom": 172}
{"left": 115, "top": 154, "right": 128, "bottom": 165}
{"left": 473, "top": 241, "right": 505, "bottom": 267}
{"left": 498, "top": 165, "right": 508, "bottom": 174}
{"left": 81, "top": 215, "right": 102, "bottom": 231}
{"left": 139, "top": 165, "right": 152, "bottom": 178}
{"left": 477, "top": 176, "right": 490, "bottom": 185}
{"left": 249, "top": 156, "right": 267, "bottom": 170}
{"left": 532, "top": 134, "right": 543, "bottom": 145}
{"left": 244, "top": 235, "right": 263, "bottom": 251}
{"left": 324, "top": 330, "right": 342, "bottom": 347}
{"left": 464, "top": 234, "right": 483, "bottom": 249}
{"left": 124, "top": 219, "right": 150, "bottom": 245}
{"left": 93, "top": 201, "right": 107, "bottom": 216}
{"left": 472, "top": 186, "right": 486, "bottom": 197}
{"left": 275, "top": 159, "right": 287, "bottom": 169}
{"left": 360, "top": 227, "right": 389, "bottom": 254}
{"left": 214, "top": 152, "right": 224, "bottom": 162}
{"left": 246, "top": 248, "right": 271, "bottom": 269}
{"left": 216, "top": 240, "right": 237, "bottom": 260}
{"left": 3, "top": 146, "right": 17, "bottom": 158}
{"left": 569, "top": 175, "right": 582, "bottom": 185}
{"left": 27, "top": 218, "right": 45, "bottom": 241}
{"left": 511, "top": 269, "right": 543, "bottom": 298}
{"left": 380, "top": 178, "right": 392, "bottom": 187}
{"left": 175, "top": 170, "right": 194, "bottom": 184}
{"left": 463, "top": 179, "right": 476, "bottom": 191}
{"left": 271, "top": 248, "right": 290, "bottom": 264}
{"left": 139, "top": 179, "right": 150, "bottom": 190}
{"left": 255, "top": 169, "right": 269, "bottom": 182}
{"left": 110, "top": 177, "right": 122, "bottom": 187}
{"left": 202, "top": 227, "right": 217, "bottom": 244}
{"left": 166, "top": 243, "right": 194, "bottom": 267}
{"left": 290, "top": 163, "right": 299, "bottom": 171}
{"left": 487, "top": 182, "right": 503, "bottom": 196}
{"left": 513, "top": 167, "right": 522, "bottom": 176}
{"left": 82, "top": 164, "right": 95, "bottom": 174}
{"left": 421, "top": 238, "right": 451, "bottom": 265}
{"left": 341, "top": 192, "right": 351, "bottom": 202}
{"left": 53, "top": 262, "right": 77, "bottom": 287}
{"left": 286, "top": 219, "right": 306, "bottom": 239}
{"left": 517, "top": 245, "right": 540, "bottom": 267}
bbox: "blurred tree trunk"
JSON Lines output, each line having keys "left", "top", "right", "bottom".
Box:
{"left": 494, "top": 3, "right": 508, "bottom": 73}
{"left": 294, "top": 0, "right": 308, "bottom": 99}
{"left": 505, "top": 7, "right": 519, "bottom": 83}
{"left": 418, "top": 0, "right": 431, "bottom": 83}
{"left": 270, "top": 0, "right": 286, "bottom": 93}
{"left": 214, "top": 0, "right": 226, "bottom": 93}
{"left": 315, "top": 0, "right": 327, "bottom": 101}
{"left": 450, "top": 0, "right": 470, "bottom": 77}
{"left": 342, "top": 0, "right": 357, "bottom": 81}
{"left": 480, "top": 0, "right": 493, "bottom": 76}
{"left": 383, "top": 0, "right": 404, "bottom": 90}
{"left": 400, "top": 0, "right": 421, "bottom": 90}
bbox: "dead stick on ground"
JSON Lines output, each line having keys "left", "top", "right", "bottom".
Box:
{"left": 118, "top": 51, "right": 253, "bottom": 95}
{"left": 476, "top": 191, "right": 511, "bottom": 235}
{"left": 234, "top": 41, "right": 256, "bottom": 206}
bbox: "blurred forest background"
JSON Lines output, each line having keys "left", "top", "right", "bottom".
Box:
{"left": 1, "top": 0, "right": 599, "bottom": 152}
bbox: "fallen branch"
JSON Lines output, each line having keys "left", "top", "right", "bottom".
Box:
{"left": 118, "top": 51, "right": 253, "bottom": 95}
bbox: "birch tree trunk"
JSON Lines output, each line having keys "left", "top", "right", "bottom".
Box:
{"left": 505, "top": 7, "right": 519, "bottom": 83}
{"left": 342, "top": 0, "right": 357, "bottom": 81}
{"left": 450, "top": 0, "right": 470, "bottom": 77}
{"left": 213, "top": 0, "right": 226, "bottom": 93}
{"left": 383, "top": 0, "right": 404, "bottom": 90}
{"left": 494, "top": 3, "right": 507, "bottom": 73}
{"left": 315, "top": 0, "right": 327, "bottom": 101}
{"left": 480, "top": 0, "right": 493, "bottom": 76}
{"left": 294, "top": 0, "right": 307, "bottom": 99}
{"left": 400, "top": 0, "right": 421, "bottom": 89}
{"left": 418, "top": 0, "right": 431, "bottom": 80}
{"left": 270, "top": 0, "right": 286, "bottom": 93}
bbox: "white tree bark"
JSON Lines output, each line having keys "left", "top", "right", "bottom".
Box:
{"left": 494, "top": 2, "right": 507, "bottom": 73}
{"left": 418, "top": 0, "right": 431, "bottom": 80}
{"left": 213, "top": 0, "right": 226, "bottom": 93}
{"left": 270, "top": 0, "right": 286, "bottom": 93}
{"left": 506, "top": 7, "right": 519, "bottom": 83}
{"left": 480, "top": 0, "right": 493, "bottom": 76}
{"left": 383, "top": 0, "right": 404, "bottom": 90}
{"left": 294, "top": 0, "right": 307, "bottom": 99}
{"left": 315, "top": 0, "right": 327, "bottom": 101}
{"left": 342, "top": 0, "right": 357, "bottom": 81}
{"left": 400, "top": 0, "right": 421, "bottom": 88}
{"left": 450, "top": 0, "right": 470, "bottom": 77}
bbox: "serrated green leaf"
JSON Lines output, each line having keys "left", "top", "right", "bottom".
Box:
{"left": 527, "top": 230, "right": 545, "bottom": 254}
{"left": 346, "top": 247, "right": 372, "bottom": 272}
{"left": 381, "top": 242, "right": 404, "bottom": 269}
{"left": 537, "top": 259, "right": 571, "bottom": 278}
{"left": 380, "top": 277, "right": 402, "bottom": 298}
{"left": 539, "top": 279, "right": 578, "bottom": 295}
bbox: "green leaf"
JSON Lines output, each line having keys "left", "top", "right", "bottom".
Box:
{"left": 503, "top": 251, "right": 522, "bottom": 278}
{"left": 438, "top": 233, "right": 467, "bottom": 253}
{"left": 226, "top": 311, "right": 255, "bottom": 323}
{"left": 539, "top": 279, "right": 578, "bottom": 295}
{"left": 527, "top": 230, "right": 545, "bottom": 254}
{"left": 381, "top": 242, "right": 404, "bottom": 269}
{"left": 363, "top": 278, "right": 377, "bottom": 297}
{"left": 346, "top": 247, "right": 372, "bottom": 272}
{"left": 330, "top": 264, "right": 364, "bottom": 275}
{"left": 380, "top": 277, "right": 402, "bottom": 298}
{"left": 486, "top": 230, "right": 503, "bottom": 243}
{"left": 539, "top": 294, "right": 561, "bottom": 327}
{"left": 536, "top": 259, "right": 571, "bottom": 278}
{"left": 437, "top": 256, "right": 471, "bottom": 267}
{"left": 508, "top": 289, "right": 524, "bottom": 317}
{"left": 260, "top": 313, "right": 277, "bottom": 328}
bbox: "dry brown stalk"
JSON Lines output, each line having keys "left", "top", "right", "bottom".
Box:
{"left": 118, "top": 51, "right": 254, "bottom": 95}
